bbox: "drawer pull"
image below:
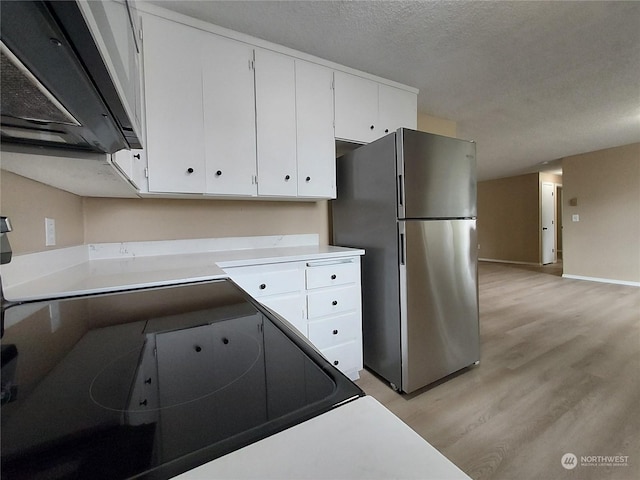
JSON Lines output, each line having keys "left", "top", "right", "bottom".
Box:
{"left": 333, "top": 360, "right": 339, "bottom": 366}
{"left": 332, "top": 300, "right": 338, "bottom": 306}
{"left": 332, "top": 329, "right": 339, "bottom": 335}
{"left": 331, "top": 274, "right": 337, "bottom": 280}
{"left": 259, "top": 283, "right": 266, "bottom": 290}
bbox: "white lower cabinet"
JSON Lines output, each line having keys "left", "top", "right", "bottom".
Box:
{"left": 224, "top": 263, "right": 306, "bottom": 336}
{"left": 261, "top": 293, "right": 307, "bottom": 337}
{"left": 223, "top": 255, "right": 363, "bottom": 380}
{"left": 305, "top": 258, "right": 363, "bottom": 380}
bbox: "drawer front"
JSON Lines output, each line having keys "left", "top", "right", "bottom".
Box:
{"left": 308, "top": 312, "right": 360, "bottom": 350}
{"left": 226, "top": 265, "right": 303, "bottom": 298}
{"left": 261, "top": 294, "right": 307, "bottom": 337}
{"left": 320, "top": 341, "right": 362, "bottom": 375}
{"left": 307, "top": 285, "right": 359, "bottom": 319}
{"left": 306, "top": 261, "right": 359, "bottom": 290}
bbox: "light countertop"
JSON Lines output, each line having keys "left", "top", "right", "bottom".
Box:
{"left": 173, "top": 395, "right": 471, "bottom": 480}
{"left": 2, "top": 235, "right": 364, "bottom": 301}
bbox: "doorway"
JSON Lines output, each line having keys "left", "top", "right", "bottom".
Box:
{"left": 556, "top": 185, "right": 563, "bottom": 260}
{"left": 541, "top": 182, "right": 555, "bottom": 264}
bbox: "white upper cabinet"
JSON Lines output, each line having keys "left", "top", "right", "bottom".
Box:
{"left": 334, "top": 71, "right": 379, "bottom": 144}
{"left": 143, "top": 13, "right": 256, "bottom": 196}
{"left": 254, "top": 52, "right": 336, "bottom": 199}
{"left": 254, "top": 49, "right": 297, "bottom": 197}
{"left": 334, "top": 71, "right": 417, "bottom": 144}
{"left": 202, "top": 36, "right": 257, "bottom": 196}
{"left": 378, "top": 83, "right": 418, "bottom": 136}
{"left": 143, "top": 14, "right": 206, "bottom": 193}
{"left": 295, "top": 60, "right": 336, "bottom": 198}
{"left": 139, "top": 8, "right": 416, "bottom": 200}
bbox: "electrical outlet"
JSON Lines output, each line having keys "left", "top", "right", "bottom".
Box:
{"left": 45, "top": 217, "right": 56, "bottom": 246}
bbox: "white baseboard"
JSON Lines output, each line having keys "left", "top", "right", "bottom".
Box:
{"left": 479, "top": 258, "right": 541, "bottom": 266}
{"left": 562, "top": 274, "right": 640, "bottom": 287}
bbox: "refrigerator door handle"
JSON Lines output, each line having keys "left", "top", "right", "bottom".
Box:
{"left": 398, "top": 175, "right": 404, "bottom": 207}
{"left": 399, "top": 232, "right": 405, "bottom": 265}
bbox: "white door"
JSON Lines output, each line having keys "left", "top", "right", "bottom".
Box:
{"left": 295, "top": 60, "right": 336, "bottom": 198}
{"left": 254, "top": 49, "right": 297, "bottom": 197}
{"left": 143, "top": 15, "right": 206, "bottom": 193}
{"left": 202, "top": 35, "right": 257, "bottom": 196}
{"left": 334, "top": 71, "right": 379, "bottom": 143}
{"left": 378, "top": 84, "right": 417, "bottom": 136}
{"left": 541, "top": 182, "right": 555, "bottom": 264}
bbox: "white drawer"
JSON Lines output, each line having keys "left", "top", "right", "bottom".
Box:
{"left": 308, "top": 312, "right": 360, "bottom": 350}
{"left": 320, "top": 341, "right": 362, "bottom": 375}
{"left": 306, "top": 261, "right": 359, "bottom": 290}
{"left": 261, "top": 294, "right": 307, "bottom": 337}
{"left": 226, "top": 264, "right": 303, "bottom": 298}
{"left": 307, "top": 285, "right": 359, "bottom": 319}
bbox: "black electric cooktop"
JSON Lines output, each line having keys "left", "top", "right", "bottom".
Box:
{"left": 0, "top": 279, "right": 363, "bottom": 479}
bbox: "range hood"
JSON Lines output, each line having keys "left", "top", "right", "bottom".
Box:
{"left": 0, "top": 0, "right": 143, "bottom": 154}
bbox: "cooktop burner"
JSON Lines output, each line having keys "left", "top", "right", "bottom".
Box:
{"left": 1, "top": 279, "right": 363, "bottom": 479}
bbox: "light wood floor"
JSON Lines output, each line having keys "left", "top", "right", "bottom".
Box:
{"left": 356, "top": 261, "right": 640, "bottom": 480}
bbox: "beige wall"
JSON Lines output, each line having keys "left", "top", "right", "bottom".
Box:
{"left": 562, "top": 143, "right": 640, "bottom": 283}
{"left": 83, "top": 197, "right": 329, "bottom": 244}
{"left": 417, "top": 112, "right": 457, "bottom": 138}
{"left": 0, "top": 167, "right": 330, "bottom": 254}
{"left": 477, "top": 173, "right": 541, "bottom": 264}
{"left": 0, "top": 171, "right": 84, "bottom": 255}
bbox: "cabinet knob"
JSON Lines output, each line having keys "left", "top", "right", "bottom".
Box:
{"left": 285, "top": 175, "right": 291, "bottom": 181}
{"left": 370, "top": 125, "right": 375, "bottom": 130}
{"left": 194, "top": 345, "right": 202, "bottom": 352}
{"left": 332, "top": 300, "right": 338, "bottom": 306}
{"left": 216, "top": 170, "right": 223, "bottom": 177}
{"left": 139, "top": 399, "right": 148, "bottom": 406}
{"left": 305, "top": 176, "right": 311, "bottom": 182}
{"left": 332, "top": 329, "right": 339, "bottom": 335}
{"left": 259, "top": 283, "right": 266, "bottom": 290}
{"left": 333, "top": 360, "right": 339, "bottom": 366}
{"left": 133, "top": 153, "right": 141, "bottom": 159}
{"left": 385, "top": 129, "right": 389, "bottom": 133}
{"left": 331, "top": 274, "right": 337, "bottom": 280}
{"left": 187, "top": 167, "right": 194, "bottom": 174}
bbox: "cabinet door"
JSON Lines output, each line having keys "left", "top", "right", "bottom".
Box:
{"left": 142, "top": 14, "right": 206, "bottom": 193}
{"left": 203, "top": 36, "right": 257, "bottom": 196}
{"left": 254, "top": 49, "right": 297, "bottom": 197}
{"left": 378, "top": 84, "right": 417, "bottom": 135}
{"left": 261, "top": 293, "right": 307, "bottom": 336}
{"left": 111, "top": 149, "right": 144, "bottom": 190}
{"left": 334, "top": 71, "right": 378, "bottom": 144}
{"left": 295, "top": 61, "right": 336, "bottom": 198}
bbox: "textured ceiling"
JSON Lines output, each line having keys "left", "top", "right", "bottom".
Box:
{"left": 147, "top": 0, "right": 640, "bottom": 180}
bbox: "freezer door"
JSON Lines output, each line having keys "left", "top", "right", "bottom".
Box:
{"left": 399, "top": 219, "right": 480, "bottom": 393}
{"left": 397, "top": 129, "right": 476, "bottom": 219}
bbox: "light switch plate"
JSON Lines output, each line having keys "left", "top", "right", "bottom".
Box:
{"left": 45, "top": 217, "right": 56, "bottom": 246}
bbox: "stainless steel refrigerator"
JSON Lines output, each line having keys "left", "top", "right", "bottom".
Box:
{"left": 332, "top": 128, "right": 479, "bottom": 393}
